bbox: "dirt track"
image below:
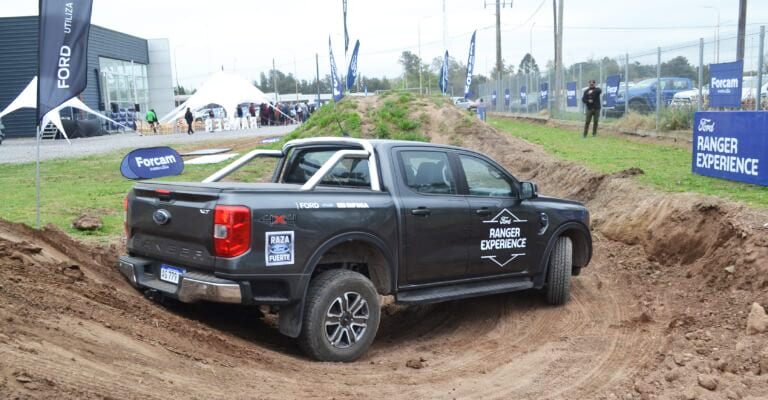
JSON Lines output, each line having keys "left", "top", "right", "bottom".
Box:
{"left": 2, "top": 99, "right": 768, "bottom": 399}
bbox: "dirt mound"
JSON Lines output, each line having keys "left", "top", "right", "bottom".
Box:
{"left": 2, "top": 96, "right": 768, "bottom": 399}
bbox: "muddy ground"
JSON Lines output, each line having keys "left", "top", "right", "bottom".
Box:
{"left": 1, "top": 98, "right": 767, "bottom": 399}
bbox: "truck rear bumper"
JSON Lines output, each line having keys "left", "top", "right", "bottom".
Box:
{"left": 118, "top": 255, "right": 242, "bottom": 304}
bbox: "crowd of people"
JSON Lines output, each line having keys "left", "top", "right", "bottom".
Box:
{"left": 257, "top": 102, "right": 313, "bottom": 126}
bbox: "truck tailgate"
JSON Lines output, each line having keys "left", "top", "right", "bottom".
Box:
{"left": 127, "top": 183, "right": 221, "bottom": 270}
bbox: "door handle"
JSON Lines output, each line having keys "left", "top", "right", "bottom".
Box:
{"left": 411, "top": 208, "right": 431, "bottom": 216}
{"left": 475, "top": 208, "right": 492, "bottom": 216}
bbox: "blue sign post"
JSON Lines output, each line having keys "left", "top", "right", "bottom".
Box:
{"left": 605, "top": 75, "right": 621, "bottom": 108}
{"left": 566, "top": 81, "right": 577, "bottom": 107}
{"left": 692, "top": 112, "right": 767, "bottom": 186}
{"left": 504, "top": 88, "right": 510, "bottom": 107}
{"left": 492, "top": 90, "right": 497, "bottom": 107}
{"left": 520, "top": 86, "right": 527, "bottom": 106}
{"left": 539, "top": 82, "right": 548, "bottom": 107}
{"left": 709, "top": 61, "right": 744, "bottom": 108}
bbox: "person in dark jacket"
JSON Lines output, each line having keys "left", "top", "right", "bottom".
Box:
{"left": 582, "top": 80, "right": 602, "bottom": 137}
{"left": 184, "top": 107, "right": 194, "bottom": 135}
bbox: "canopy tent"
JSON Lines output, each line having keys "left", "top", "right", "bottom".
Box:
{"left": 0, "top": 76, "right": 123, "bottom": 142}
{"left": 160, "top": 71, "right": 270, "bottom": 123}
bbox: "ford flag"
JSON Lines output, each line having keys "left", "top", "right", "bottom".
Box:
{"left": 329, "top": 37, "right": 343, "bottom": 102}
{"left": 120, "top": 147, "right": 184, "bottom": 180}
{"left": 504, "top": 88, "right": 510, "bottom": 107}
{"left": 464, "top": 31, "right": 476, "bottom": 99}
{"left": 605, "top": 74, "right": 621, "bottom": 108}
{"left": 539, "top": 82, "right": 548, "bottom": 107}
{"left": 520, "top": 86, "right": 527, "bottom": 105}
{"left": 566, "top": 81, "right": 577, "bottom": 107}
{"left": 438, "top": 50, "right": 449, "bottom": 94}
{"left": 709, "top": 60, "right": 743, "bottom": 108}
{"left": 346, "top": 40, "right": 359, "bottom": 90}
{"left": 37, "top": 0, "right": 94, "bottom": 123}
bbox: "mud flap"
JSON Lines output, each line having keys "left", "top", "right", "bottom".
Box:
{"left": 278, "top": 299, "right": 305, "bottom": 338}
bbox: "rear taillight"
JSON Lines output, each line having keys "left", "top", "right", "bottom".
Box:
{"left": 123, "top": 195, "right": 130, "bottom": 238}
{"left": 213, "top": 205, "right": 251, "bottom": 258}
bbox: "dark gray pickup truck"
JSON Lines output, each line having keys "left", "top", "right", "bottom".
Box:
{"left": 119, "top": 137, "right": 592, "bottom": 361}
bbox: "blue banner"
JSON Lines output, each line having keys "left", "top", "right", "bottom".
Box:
{"left": 692, "top": 111, "right": 767, "bottom": 186}
{"left": 438, "top": 50, "right": 449, "bottom": 94}
{"left": 346, "top": 40, "right": 359, "bottom": 90}
{"left": 329, "top": 37, "right": 343, "bottom": 102}
{"left": 539, "top": 82, "right": 548, "bottom": 107}
{"left": 492, "top": 90, "right": 497, "bottom": 106}
{"left": 605, "top": 74, "right": 621, "bottom": 108}
{"left": 504, "top": 88, "right": 510, "bottom": 107}
{"left": 520, "top": 86, "right": 527, "bottom": 105}
{"left": 464, "top": 31, "right": 476, "bottom": 99}
{"left": 566, "top": 81, "right": 577, "bottom": 107}
{"left": 709, "top": 61, "right": 743, "bottom": 108}
{"left": 120, "top": 147, "right": 184, "bottom": 180}
{"left": 38, "top": 0, "right": 94, "bottom": 123}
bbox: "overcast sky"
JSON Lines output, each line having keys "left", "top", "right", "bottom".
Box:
{"left": 2, "top": 0, "right": 767, "bottom": 89}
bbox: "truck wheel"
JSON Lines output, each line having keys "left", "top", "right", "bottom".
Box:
{"left": 298, "top": 269, "right": 380, "bottom": 362}
{"left": 629, "top": 99, "right": 648, "bottom": 114}
{"left": 546, "top": 236, "right": 573, "bottom": 305}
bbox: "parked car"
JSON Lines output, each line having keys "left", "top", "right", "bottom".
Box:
{"left": 671, "top": 85, "right": 709, "bottom": 108}
{"left": 740, "top": 75, "right": 768, "bottom": 102}
{"left": 453, "top": 97, "right": 477, "bottom": 111}
{"left": 194, "top": 107, "right": 226, "bottom": 122}
{"left": 614, "top": 77, "right": 693, "bottom": 114}
{"left": 119, "top": 137, "right": 592, "bottom": 362}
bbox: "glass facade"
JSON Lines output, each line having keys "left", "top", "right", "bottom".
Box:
{"left": 99, "top": 57, "right": 149, "bottom": 113}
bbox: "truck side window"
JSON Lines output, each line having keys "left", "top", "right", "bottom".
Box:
{"left": 400, "top": 151, "right": 456, "bottom": 195}
{"left": 458, "top": 155, "right": 515, "bottom": 197}
{"left": 319, "top": 158, "right": 371, "bottom": 188}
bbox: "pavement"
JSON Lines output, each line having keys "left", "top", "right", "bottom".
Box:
{"left": 0, "top": 125, "right": 296, "bottom": 164}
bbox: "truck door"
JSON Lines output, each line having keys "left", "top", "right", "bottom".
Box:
{"left": 395, "top": 149, "right": 470, "bottom": 284}
{"left": 456, "top": 153, "right": 543, "bottom": 277}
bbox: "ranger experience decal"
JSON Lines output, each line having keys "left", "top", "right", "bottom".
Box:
{"left": 481, "top": 209, "right": 528, "bottom": 267}
{"left": 265, "top": 231, "right": 294, "bottom": 266}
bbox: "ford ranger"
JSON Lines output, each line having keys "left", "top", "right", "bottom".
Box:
{"left": 119, "top": 137, "right": 592, "bottom": 361}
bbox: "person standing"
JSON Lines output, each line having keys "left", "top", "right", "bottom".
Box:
{"left": 145, "top": 108, "right": 158, "bottom": 134}
{"left": 582, "top": 80, "right": 602, "bottom": 137}
{"left": 476, "top": 98, "right": 486, "bottom": 122}
{"left": 184, "top": 107, "right": 194, "bottom": 135}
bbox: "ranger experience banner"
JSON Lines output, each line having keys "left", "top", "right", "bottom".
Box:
{"left": 692, "top": 111, "right": 767, "bottom": 186}
{"left": 709, "top": 60, "right": 744, "bottom": 108}
{"left": 438, "top": 50, "right": 449, "bottom": 94}
{"left": 346, "top": 40, "right": 359, "bottom": 90}
{"left": 37, "top": 0, "right": 94, "bottom": 122}
{"left": 329, "top": 37, "right": 343, "bottom": 102}
{"left": 605, "top": 74, "right": 621, "bottom": 108}
{"left": 566, "top": 81, "right": 577, "bottom": 107}
{"left": 539, "top": 82, "right": 548, "bottom": 107}
{"left": 464, "top": 30, "right": 476, "bottom": 99}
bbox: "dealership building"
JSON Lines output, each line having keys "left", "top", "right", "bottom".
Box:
{"left": 0, "top": 16, "right": 174, "bottom": 138}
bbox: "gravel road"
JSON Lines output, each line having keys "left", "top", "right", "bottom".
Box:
{"left": 0, "top": 125, "right": 295, "bottom": 164}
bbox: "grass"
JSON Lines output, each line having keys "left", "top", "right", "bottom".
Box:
{"left": 488, "top": 118, "right": 768, "bottom": 208}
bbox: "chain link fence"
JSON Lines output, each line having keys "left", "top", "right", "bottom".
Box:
{"left": 478, "top": 26, "right": 767, "bottom": 133}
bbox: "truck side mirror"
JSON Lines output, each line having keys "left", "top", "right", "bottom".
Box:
{"left": 520, "top": 181, "right": 538, "bottom": 200}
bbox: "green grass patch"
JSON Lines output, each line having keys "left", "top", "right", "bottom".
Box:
{"left": 488, "top": 118, "right": 768, "bottom": 208}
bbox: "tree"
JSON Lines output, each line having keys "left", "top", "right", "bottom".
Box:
{"left": 661, "top": 56, "right": 696, "bottom": 80}
{"left": 489, "top": 58, "right": 514, "bottom": 78}
{"left": 518, "top": 53, "right": 540, "bottom": 76}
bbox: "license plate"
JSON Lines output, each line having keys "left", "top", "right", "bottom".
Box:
{"left": 159, "top": 264, "right": 185, "bottom": 284}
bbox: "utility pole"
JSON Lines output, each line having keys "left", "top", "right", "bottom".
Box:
{"left": 554, "top": 0, "right": 564, "bottom": 113}
{"left": 737, "top": 0, "right": 747, "bottom": 60}
{"left": 496, "top": 0, "right": 502, "bottom": 79}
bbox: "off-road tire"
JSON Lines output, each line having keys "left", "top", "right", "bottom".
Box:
{"left": 298, "top": 269, "right": 380, "bottom": 362}
{"left": 546, "top": 236, "right": 573, "bottom": 305}
{"left": 629, "top": 99, "right": 649, "bottom": 114}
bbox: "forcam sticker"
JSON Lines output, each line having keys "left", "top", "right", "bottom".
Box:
{"left": 265, "top": 231, "right": 294, "bottom": 266}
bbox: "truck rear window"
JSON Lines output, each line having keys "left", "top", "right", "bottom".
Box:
{"left": 283, "top": 148, "right": 371, "bottom": 188}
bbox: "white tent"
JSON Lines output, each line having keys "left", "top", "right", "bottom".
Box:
{"left": 0, "top": 76, "right": 123, "bottom": 142}
{"left": 160, "top": 71, "right": 269, "bottom": 123}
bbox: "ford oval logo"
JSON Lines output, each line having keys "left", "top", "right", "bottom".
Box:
{"left": 153, "top": 209, "right": 171, "bottom": 225}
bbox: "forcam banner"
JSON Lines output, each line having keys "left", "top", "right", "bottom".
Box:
{"left": 439, "top": 50, "right": 449, "bottom": 94}
{"left": 539, "top": 82, "right": 548, "bottom": 107}
{"left": 346, "top": 40, "right": 360, "bottom": 90}
{"left": 692, "top": 111, "right": 766, "bottom": 186}
{"left": 120, "top": 147, "right": 184, "bottom": 180}
{"left": 464, "top": 31, "right": 476, "bottom": 99}
{"left": 605, "top": 74, "right": 621, "bottom": 108}
{"left": 329, "top": 37, "right": 343, "bottom": 102}
{"left": 504, "top": 88, "right": 510, "bottom": 107}
{"left": 566, "top": 81, "right": 577, "bottom": 107}
{"left": 38, "top": 0, "right": 94, "bottom": 122}
{"left": 709, "top": 60, "right": 743, "bottom": 108}
{"left": 520, "top": 86, "right": 527, "bottom": 105}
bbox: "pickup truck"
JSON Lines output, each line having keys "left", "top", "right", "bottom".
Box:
{"left": 119, "top": 137, "right": 592, "bottom": 361}
{"left": 614, "top": 77, "right": 693, "bottom": 114}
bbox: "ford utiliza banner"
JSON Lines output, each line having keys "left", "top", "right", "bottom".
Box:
{"left": 504, "top": 88, "right": 510, "bottom": 107}
{"left": 329, "top": 37, "right": 343, "bottom": 102}
{"left": 464, "top": 31, "right": 476, "bottom": 99}
{"left": 605, "top": 75, "right": 621, "bottom": 108}
{"left": 520, "top": 86, "right": 527, "bottom": 105}
{"left": 38, "top": 0, "right": 94, "bottom": 122}
{"left": 692, "top": 112, "right": 767, "bottom": 186}
{"left": 566, "top": 81, "right": 577, "bottom": 107}
{"left": 539, "top": 83, "right": 548, "bottom": 107}
{"left": 709, "top": 60, "right": 743, "bottom": 108}
{"left": 121, "top": 147, "right": 184, "bottom": 179}
{"left": 439, "top": 50, "right": 449, "bottom": 94}
{"left": 346, "top": 40, "right": 359, "bottom": 90}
